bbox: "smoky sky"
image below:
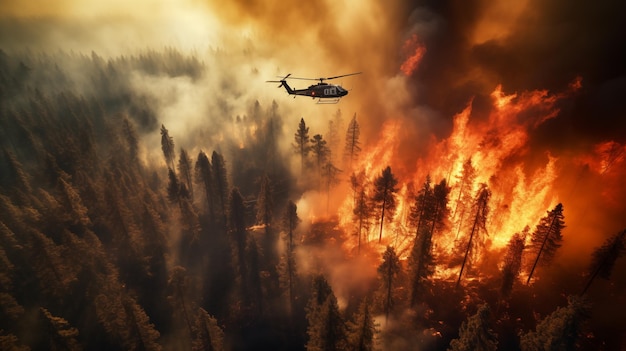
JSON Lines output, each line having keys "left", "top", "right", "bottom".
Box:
{"left": 404, "top": 0, "right": 626, "bottom": 146}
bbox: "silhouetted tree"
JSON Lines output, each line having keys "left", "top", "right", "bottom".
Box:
{"left": 229, "top": 188, "right": 249, "bottom": 303}
{"left": 167, "top": 266, "right": 194, "bottom": 346}
{"left": 160, "top": 124, "right": 175, "bottom": 170}
{"left": 178, "top": 148, "right": 194, "bottom": 201}
{"left": 353, "top": 188, "right": 373, "bottom": 254}
{"left": 306, "top": 275, "right": 347, "bottom": 351}
{"left": 457, "top": 183, "right": 491, "bottom": 287}
{"left": 409, "top": 175, "right": 434, "bottom": 237}
{"left": 372, "top": 166, "right": 399, "bottom": 243}
{"left": 311, "top": 134, "right": 329, "bottom": 184}
{"left": 192, "top": 308, "right": 224, "bottom": 351}
{"left": 520, "top": 296, "right": 589, "bottom": 351}
{"left": 195, "top": 151, "right": 215, "bottom": 220}
{"left": 526, "top": 203, "right": 565, "bottom": 285}
{"left": 167, "top": 168, "right": 181, "bottom": 203}
{"left": 280, "top": 201, "right": 300, "bottom": 314}
{"left": 448, "top": 304, "right": 498, "bottom": 351}
{"left": 122, "top": 116, "right": 139, "bottom": 163}
{"left": 211, "top": 151, "right": 229, "bottom": 222}
{"left": 343, "top": 113, "right": 361, "bottom": 170}
{"left": 377, "top": 246, "right": 401, "bottom": 321}
{"left": 581, "top": 229, "right": 626, "bottom": 295}
{"left": 453, "top": 158, "right": 477, "bottom": 239}
{"left": 500, "top": 228, "right": 527, "bottom": 297}
{"left": 294, "top": 118, "right": 311, "bottom": 174}
{"left": 347, "top": 299, "right": 377, "bottom": 351}
{"left": 39, "top": 307, "right": 81, "bottom": 351}
{"left": 120, "top": 293, "right": 163, "bottom": 351}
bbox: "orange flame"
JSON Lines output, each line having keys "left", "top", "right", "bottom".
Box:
{"left": 400, "top": 34, "right": 426, "bottom": 76}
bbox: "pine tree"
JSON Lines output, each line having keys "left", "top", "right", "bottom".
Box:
{"left": 39, "top": 307, "right": 81, "bottom": 351}
{"left": 520, "top": 296, "right": 589, "bottom": 351}
{"left": 526, "top": 203, "right": 565, "bottom": 285}
{"left": 178, "top": 148, "right": 194, "bottom": 201}
{"left": 448, "top": 304, "right": 498, "bottom": 351}
{"left": 581, "top": 229, "right": 626, "bottom": 295}
{"left": 372, "top": 166, "right": 399, "bottom": 243}
{"left": 211, "top": 151, "right": 229, "bottom": 222}
{"left": 377, "top": 246, "right": 401, "bottom": 321}
{"left": 192, "top": 308, "right": 224, "bottom": 351}
{"left": 457, "top": 183, "right": 491, "bottom": 287}
{"left": 353, "top": 187, "right": 373, "bottom": 254}
{"left": 122, "top": 116, "right": 139, "bottom": 163}
{"left": 294, "top": 118, "right": 311, "bottom": 174}
{"left": 160, "top": 124, "right": 175, "bottom": 170}
{"left": 347, "top": 299, "right": 377, "bottom": 351}
{"left": 306, "top": 275, "right": 347, "bottom": 351}
{"left": 343, "top": 113, "right": 361, "bottom": 170}
{"left": 195, "top": 151, "right": 215, "bottom": 220}
{"left": 409, "top": 175, "right": 435, "bottom": 240}
{"left": 500, "top": 228, "right": 527, "bottom": 297}
{"left": 167, "top": 168, "right": 181, "bottom": 203}
{"left": 229, "top": 188, "right": 249, "bottom": 303}
{"left": 280, "top": 201, "right": 300, "bottom": 314}
{"left": 453, "top": 158, "right": 477, "bottom": 239}
{"left": 120, "top": 293, "right": 162, "bottom": 351}
{"left": 311, "top": 134, "right": 329, "bottom": 184}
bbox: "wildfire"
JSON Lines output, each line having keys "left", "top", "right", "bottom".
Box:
{"left": 338, "top": 80, "right": 586, "bottom": 262}
{"left": 400, "top": 34, "right": 426, "bottom": 76}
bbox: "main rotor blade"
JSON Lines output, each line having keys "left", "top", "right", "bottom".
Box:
{"left": 325, "top": 72, "right": 362, "bottom": 80}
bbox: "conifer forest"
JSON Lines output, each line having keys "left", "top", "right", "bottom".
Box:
{"left": 1, "top": 1, "right": 626, "bottom": 350}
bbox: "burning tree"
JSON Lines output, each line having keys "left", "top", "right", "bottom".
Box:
{"left": 376, "top": 246, "right": 402, "bottom": 321}
{"left": 581, "top": 229, "right": 626, "bottom": 295}
{"left": 500, "top": 228, "right": 527, "bottom": 298}
{"left": 372, "top": 166, "right": 399, "bottom": 243}
{"left": 452, "top": 158, "right": 477, "bottom": 240}
{"left": 343, "top": 113, "right": 361, "bottom": 170}
{"left": 457, "top": 183, "right": 491, "bottom": 287}
{"left": 526, "top": 203, "right": 565, "bottom": 285}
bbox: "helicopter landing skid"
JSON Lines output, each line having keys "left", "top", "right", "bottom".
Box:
{"left": 316, "top": 98, "right": 341, "bottom": 104}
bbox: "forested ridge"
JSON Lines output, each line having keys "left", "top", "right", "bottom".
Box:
{"left": 0, "top": 49, "right": 624, "bottom": 350}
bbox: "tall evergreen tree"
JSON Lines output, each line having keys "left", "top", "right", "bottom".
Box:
{"left": 526, "top": 203, "right": 565, "bottom": 285}
{"left": 347, "top": 299, "right": 377, "bottom": 351}
{"left": 457, "top": 183, "right": 491, "bottom": 287}
{"left": 195, "top": 151, "right": 215, "bottom": 220}
{"left": 520, "top": 296, "right": 589, "bottom": 351}
{"left": 160, "top": 124, "right": 175, "bottom": 170}
{"left": 294, "top": 118, "right": 311, "bottom": 174}
{"left": 122, "top": 116, "right": 139, "bottom": 163}
{"left": 192, "top": 308, "right": 224, "bottom": 351}
{"left": 39, "top": 307, "right": 81, "bottom": 351}
{"left": 500, "top": 228, "right": 527, "bottom": 297}
{"left": 372, "top": 166, "right": 399, "bottom": 243}
{"left": 453, "top": 158, "right": 477, "bottom": 239}
{"left": 280, "top": 201, "right": 300, "bottom": 314}
{"left": 229, "top": 188, "right": 249, "bottom": 303}
{"left": 311, "top": 134, "right": 329, "bottom": 184}
{"left": 343, "top": 113, "right": 361, "bottom": 170}
{"left": 581, "top": 229, "right": 626, "bottom": 295}
{"left": 409, "top": 175, "right": 435, "bottom": 240}
{"left": 377, "top": 246, "right": 401, "bottom": 321}
{"left": 305, "top": 275, "right": 347, "bottom": 351}
{"left": 211, "top": 151, "right": 229, "bottom": 222}
{"left": 178, "top": 148, "right": 194, "bottom": 201}
{"left": 353, "top": 187, "right": 373, "bottom": 254}
{"left": 448, "top": 304, "right": 498, "bottom": 351}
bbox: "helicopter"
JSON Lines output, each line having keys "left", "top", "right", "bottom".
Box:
{"left": 267, "top": 72, "right": 361, "bottom": 103}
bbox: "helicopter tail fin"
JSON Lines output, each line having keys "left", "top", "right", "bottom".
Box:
{"left": 266, "top": 74, "right": 293, "bottom": 94}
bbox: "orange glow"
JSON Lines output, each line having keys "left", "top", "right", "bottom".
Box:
{"left": 400, "top": 34, "right": 426, "bottom": 76}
